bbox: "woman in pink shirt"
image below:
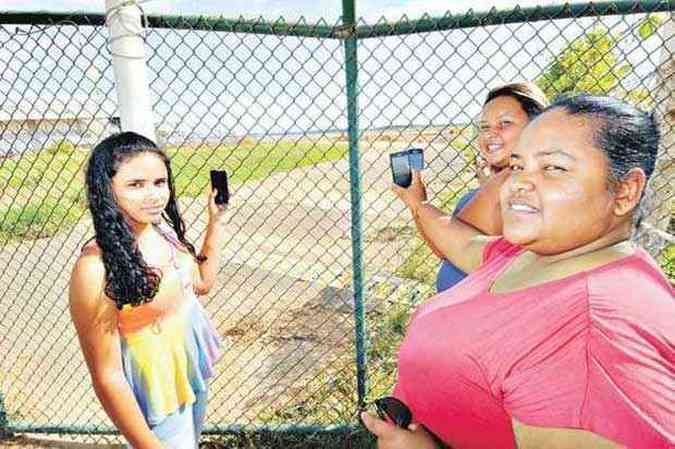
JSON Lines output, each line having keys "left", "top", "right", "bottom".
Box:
{"left": 362, "top": 95, "right": 674, "bottom": 449}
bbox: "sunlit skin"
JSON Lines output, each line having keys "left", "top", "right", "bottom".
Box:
{"left": 111, "top": 152, "right": 170, "bottom": 233}
{"left": 478, "top": 95, "right": 531, "bottom": 171}
{"left": 381, "top": 106, "right": 651, "bottom": 449}
{"left": 500, "top": 109, "right": 637, "bottom": 257}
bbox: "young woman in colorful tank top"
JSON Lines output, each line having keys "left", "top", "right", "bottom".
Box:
{"left": 69, "top": 132, "right": 226, "bottom": 449}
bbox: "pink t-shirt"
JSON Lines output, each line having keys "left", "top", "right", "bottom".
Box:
{"left": 394, "top": 238, "right": 674, "bottom": 449}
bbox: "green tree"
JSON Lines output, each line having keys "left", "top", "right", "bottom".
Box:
{"left": 536, "top": 27, "right": 631, "bottom": 99}
{"left": 536, "top": 17, "right": 664, "bottom": 109}
{"left": 637, "top": 15, "right": 664, "bottom": 40}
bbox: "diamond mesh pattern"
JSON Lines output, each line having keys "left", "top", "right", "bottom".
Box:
{"left": 0, "top": 4, "right": 672, "bottom": 445}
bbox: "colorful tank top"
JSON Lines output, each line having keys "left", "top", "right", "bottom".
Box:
{"left": 117, "top": 223, "right": 222, "bottom": 425}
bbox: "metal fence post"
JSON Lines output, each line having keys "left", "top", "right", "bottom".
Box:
{"left": 105, "top": 0, "right": 156, "bottom": 141}
{"left": 0, "top": 392, "right": 9, "bottom": 437}
{"left": 341, "top": 0, "right": 367, "bottom": 408}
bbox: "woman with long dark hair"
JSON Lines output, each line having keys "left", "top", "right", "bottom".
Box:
{"left": 69, "top": 132, "right": 226, "bottom": 448}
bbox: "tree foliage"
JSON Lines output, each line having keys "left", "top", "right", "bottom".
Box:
{"left": 637, "top": 15, "right": 664, "bottom": 40}
{"left": 535, "top": 17, "right": 664, "bottom": 109}
{"left": 536, "top": 27, "right": 631, "bottom": 99}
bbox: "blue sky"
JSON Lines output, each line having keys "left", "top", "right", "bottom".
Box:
{"left": 2, "top": 1, "right": 581, "bottom": 22}
{"left": 0, "top": 0, "right": 661, "bottom": 142}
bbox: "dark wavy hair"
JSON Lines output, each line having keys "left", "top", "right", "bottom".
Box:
{"left": 546, "top": 94, "right": 660, "bottom": 230}
{"left": 484, "top": 82, "right": 549, "bottom": 119}
{"left": 85, "top": 131, "right": 204, "bottom": 309}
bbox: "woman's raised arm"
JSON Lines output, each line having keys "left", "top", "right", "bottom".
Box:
{"left": 193, "top": 189, "right": 228, "bottom": 296}
{"left": 393, "top": 171, "right": 497, "bottom": 274}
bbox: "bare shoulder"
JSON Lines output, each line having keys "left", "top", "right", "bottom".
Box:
{"left": 71, "top": 244, "right": 105, "bottom": 289}
{"left": 69, "top": 244, "right": 110, "bottom": 318}
{"left": 80, "top": 238, "right": 102, "bottom": 257}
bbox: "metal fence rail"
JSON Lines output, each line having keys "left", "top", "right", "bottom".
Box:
{"left": 0, "top": 1, "right": 672, "bottom": 445}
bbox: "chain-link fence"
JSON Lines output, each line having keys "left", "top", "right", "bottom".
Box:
{"left": 0, "top": 1, "right": 673, "bottom": 447}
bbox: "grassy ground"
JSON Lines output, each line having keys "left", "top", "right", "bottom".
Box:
{"left": 167, "top": 138, "right": 348, "bottom": 198}
{"left": 0, "top": 142, "right": 88, "bottom": 241}
{"left": 251, "top": 276, "right": 434, "bottom": 428}
{"left": 0, "top": 430, "right": 376, "bottom": 449}
{"left": 0, "top": 139, "right": 348, "bottom": 243}
{"left": 658, "top": 243, "right": 674, "bottom": 279}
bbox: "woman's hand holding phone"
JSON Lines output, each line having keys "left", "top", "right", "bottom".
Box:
{"left": 360, "top": 412, "right": 440, "bottom": 449}
{"left": 392, "top": 171, "right": 428, "bottom": 213}
{"left": 206, "top": 188, "right": 228, "bottom": 226}
{"left": 208, "top": 170, "right": 229, "bottom": 226}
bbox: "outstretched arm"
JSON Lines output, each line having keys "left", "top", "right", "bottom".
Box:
{"left": 194, "top": 188, "right": 228, "bottom": 295}
{"left": 402, "top": 172, "right": 445, "bottom": 258}
{"left": 69, "top": 255, "right": 163, "bottom": 449}
{"left": 413, "top": 211, "right": 446, "bottom": 259}
{"left": 394, "top": 172, "right": 496, "bottom": 274}
{"left": 455, "top": 168, "right": 508, "bottom": 236}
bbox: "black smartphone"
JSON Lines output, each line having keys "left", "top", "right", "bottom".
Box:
{"left": 209, "top": 170, "right": 229, "bottom": 205}
{"left": 408, "top": 148, "right": 424, "bottom": 171}
{"left": 374, "top": 396, "right": 412, "bottom": 429}
{"left": 390, "top": 151, "right": 412, "bottom": 188}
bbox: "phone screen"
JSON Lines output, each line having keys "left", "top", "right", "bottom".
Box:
{"left": 390, "top": 152, "right": 412, "bottom": 188}
{"left": 408, "top": 148, "right": 424, "bottom": 171}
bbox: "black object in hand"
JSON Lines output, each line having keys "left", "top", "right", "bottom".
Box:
{"left": 374, "top": 396, "right": 412, "bottom": 428}
{"left": 390, "top": 151, "right": 412, "bottom": 188}
{"left": 408, "top": 148, "right": 424, "bottom": 171}
{"left": 210, "top": 170, "right": 229, "bottom": 205}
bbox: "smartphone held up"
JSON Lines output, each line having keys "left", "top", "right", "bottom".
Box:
{"left": 210, "top": 170, "right": 229, "bottom": 205}
{"left": 408, "top": 148, "right": 424, "bottom": 171}
{"left": 389, "top": 148, "right": 424, "bottom": 188}
{"left": 390, "top": 150, "right": 412, "bottom": 188}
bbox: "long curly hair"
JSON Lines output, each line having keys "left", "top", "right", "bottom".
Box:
{"left": 85, "top": 131, "right": 204, "bottom": 309}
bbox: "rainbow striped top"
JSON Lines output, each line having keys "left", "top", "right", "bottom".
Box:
{"left": 117, "top": 223, "right": 222, "bottom": 425}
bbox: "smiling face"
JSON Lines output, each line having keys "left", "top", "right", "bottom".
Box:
{"left": 499, "top": 108, "right": 622, "bottom": 255}
{"left": 478, "top": 95, "right": 531, "bottom": 169}
{"left": 111, "top": 152, "right": 170, "bottom": 226}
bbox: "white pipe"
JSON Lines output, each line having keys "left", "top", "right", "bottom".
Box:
{"left": 105, "top": 0, "right": 156, "bottom": 142}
